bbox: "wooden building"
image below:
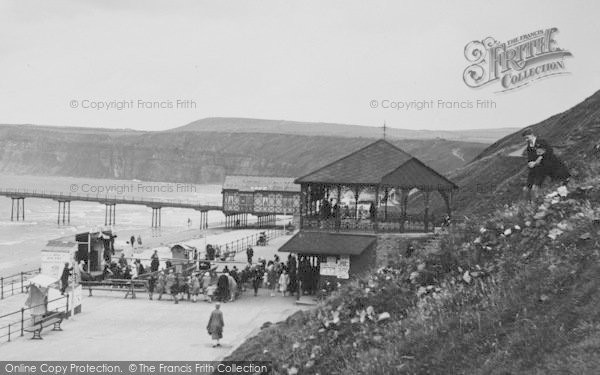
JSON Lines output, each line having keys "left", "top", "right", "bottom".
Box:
{"left": 279, "top": 231, "right": 377, "bottom": 286}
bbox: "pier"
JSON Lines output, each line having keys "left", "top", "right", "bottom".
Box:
{"left": 0, "top": 188, "right": 221, "bottom": 228}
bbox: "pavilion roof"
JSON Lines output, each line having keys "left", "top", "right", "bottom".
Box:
{"left": 295, "top": 139, "right": 458, "bottom": 191}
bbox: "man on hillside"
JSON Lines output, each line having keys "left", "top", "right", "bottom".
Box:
{"left": 522, "top": 128, "right": 570, "bottom": 200}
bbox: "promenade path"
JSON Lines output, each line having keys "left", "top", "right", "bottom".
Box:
{"left": 0, "top": 236, "right": 304, "bottom": 360}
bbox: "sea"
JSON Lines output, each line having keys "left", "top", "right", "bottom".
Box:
{"left": 0, "top": 174, "right": 227, "bottom": 276}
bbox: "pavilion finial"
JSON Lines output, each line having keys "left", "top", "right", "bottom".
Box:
{"left": 383, "top": 121, "right": 387, "bottom": 140}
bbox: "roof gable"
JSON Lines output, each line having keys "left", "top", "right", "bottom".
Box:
{"left": 381, "top": 158, "right": 458, "bottom": 190}
{"left": 295, "top": 140, "right": 412, "bottom": 184}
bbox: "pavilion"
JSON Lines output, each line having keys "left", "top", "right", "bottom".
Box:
{"left": 294, "top": 139, "right": 458, "bottom": 233}
{"left": 221, "top": 175, "right": 300, "bottom": 228}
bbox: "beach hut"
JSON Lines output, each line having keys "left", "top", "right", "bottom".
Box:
{"left": 74, "top": 230, "right": 116, "bottom": 276}
{"left": 41, "top": 237, "right": 78, "bottom": 280}
{"left": 170, "top": 244, "right": 196, "bottom": 273}
{"left": 41, "top": 231, "right": 116, "bottom": 281}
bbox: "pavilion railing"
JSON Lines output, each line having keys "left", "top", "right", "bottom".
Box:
{"left": 301, "top": 216, "right": 434, "bottom": 233}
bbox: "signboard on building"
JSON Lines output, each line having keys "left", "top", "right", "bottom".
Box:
{"left": 319, "top": 255, "right": 350, "bottom": 279}
{"left": 41, "top": 249, "right": 73, "bottom": 279}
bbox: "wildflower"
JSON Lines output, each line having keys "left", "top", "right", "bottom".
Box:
{"left": 292, "top": 342, "right": 301, "bottom": 350}
{"left": 359, "top": 310, "right": 367, "bottom": 323}
{"left": 503, "top": 228, "right": 512, "bottom": 236}
{"left": 378, "top": 312, "right": 391, "bottom": 321}
{"left": 462, "top": 271, "right": 472, "bottom": 284}
{"left": 548, "top": 228, "right": 564, "bottom": 240}
{"left": 332, "top": 311, "right": 340, "bottom": 325}
{"left": 288, "top": 366, "right": 299, "bottom": 375}
{"left": 557, "top": 221, "right": 572, "bottom": 231}
{"left": 557, "top": 186, "right": 568, "bottom": 197}
{"left": 366, "top": 306, "right": 375, "bottom": 320}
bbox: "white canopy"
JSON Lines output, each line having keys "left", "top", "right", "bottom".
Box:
{"left": 28, "top": 274, "right": 60, "bottom": 288}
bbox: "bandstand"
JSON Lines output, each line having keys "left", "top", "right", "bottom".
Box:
{"left": 295, "top": 139, "right": 458, "bottom": 233}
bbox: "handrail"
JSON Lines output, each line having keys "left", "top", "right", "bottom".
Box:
{"left": 0, "top": 268, "right": 42, "bottom": 300}
{"left": 0, "top": 294, "right": 69, "bottom": 344}
{"left": 0, "top": 188, "right": 222, "bottom": 208}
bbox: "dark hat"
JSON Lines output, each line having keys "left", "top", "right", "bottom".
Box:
{"left": 522, "top": 128, "right": 534, "bottom": 137}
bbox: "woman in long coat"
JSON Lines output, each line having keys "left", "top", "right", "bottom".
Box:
{"left": 216, "top": 274, "right": 230, "bottom": 302}
{"left": 207, "top": 303, "right": 224, "bottom": 347}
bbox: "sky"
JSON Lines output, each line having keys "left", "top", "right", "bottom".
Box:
{"left": 0, "top": 0, "right": 598, "bottom": 131}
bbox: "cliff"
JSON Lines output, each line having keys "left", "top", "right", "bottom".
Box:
{"left": 0, "top": 126, "right": 486, "bottom": 184}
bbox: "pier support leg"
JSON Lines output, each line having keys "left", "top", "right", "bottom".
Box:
{"left": 11, "top": 198, "right": 25, "bottom": 221}
{"left": 199, "top": 211, "right": 208, "bottom": 230}
{"left": 57, "top": 200, "right": 72, "bottom": 225}
{"left": 151, "top": 207, "right": 162, "bottom": 228}
{"left": 104, "top": 204, "right": 116, "bottom": 226}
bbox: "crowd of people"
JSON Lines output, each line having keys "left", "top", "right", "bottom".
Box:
{"left": 143, "top": 251, "right": 306, "bottom": 305}
{"left": 82, "top": 234, "right": 321, "bottom": 305}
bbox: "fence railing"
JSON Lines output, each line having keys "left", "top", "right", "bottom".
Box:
{"left": 0, "top": 294, "right": 69, "bottom": 344}
{"left": 302, "top": 216, "right": 434, "bottom": 233}
{"left": 212, "top": 228, "right": 287, "bottom": 257}
{"left": 0, "top": 268, "right": 42, "bottom": 300}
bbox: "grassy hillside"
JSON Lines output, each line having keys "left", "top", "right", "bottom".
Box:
{"left": 170, "top": 117, "right": 518, "bottom": 144}
{"left": 412, "top": 90, "right": 600, "bottom": 217}
{"left": 222, "top": 177, "right": 600, "bottom": 374}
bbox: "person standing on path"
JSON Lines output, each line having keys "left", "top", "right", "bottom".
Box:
{"left": 130, "top": 235, "right": 136, "bottom": 249}
{"left": 60, "top": 262, "right": 72, "bottom": 295}
{"left": 246, "top": 246, "right": 254, "bottom": 264}
{"left": 207, "top": 303, "right": 224, "bottom": 347}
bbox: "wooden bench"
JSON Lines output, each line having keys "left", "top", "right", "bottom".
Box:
{"left": 23, "top": 311, "right": 65, "bottom": 340}
{"left": 82, "top": 280, "right": 148, "bottom": 299}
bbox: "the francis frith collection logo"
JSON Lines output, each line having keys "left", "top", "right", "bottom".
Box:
{"left": 463, "top": 28, "right": 572, "bottom": 92}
